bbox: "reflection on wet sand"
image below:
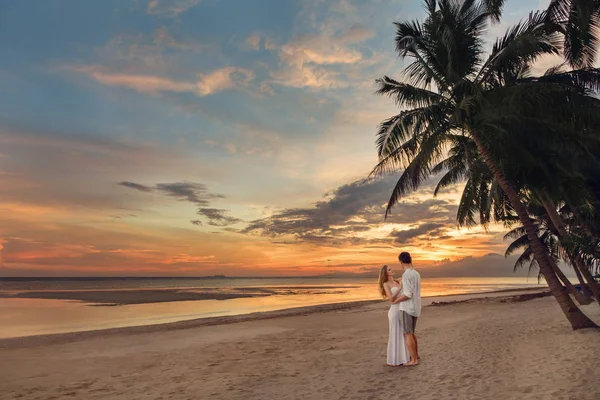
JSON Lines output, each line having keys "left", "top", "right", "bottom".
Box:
{"left": 0, "top": 286, "right": 359, "bottom": 305}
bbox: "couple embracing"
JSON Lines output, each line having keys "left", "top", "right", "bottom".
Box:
{"left": 378, "top": 251, "right": 421, "bottom": 367}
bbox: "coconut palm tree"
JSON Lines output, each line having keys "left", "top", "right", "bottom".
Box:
{"left": 545, "top": 0, "right": 600, "bottom": 68}
{"left": 369, "top": 0, "right": 600, "bottom": 329}
{"left": 431, "top": 136, "right": 598, "bottom": 305}
{"left": 537, "top": 198, "right": 600, "bottom": 304}
{"left": 503, "top": 199, "right": 598, "bottom": 305}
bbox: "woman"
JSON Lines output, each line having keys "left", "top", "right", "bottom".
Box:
{"left": 378, "top": 264, "right": 410, "bottom": 367}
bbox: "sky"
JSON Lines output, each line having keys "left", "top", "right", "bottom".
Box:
{"left": 0, "top": 0, "right": 552, "bottom": 277}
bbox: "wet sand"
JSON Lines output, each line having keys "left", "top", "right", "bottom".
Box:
{"left": 0, "top": 289, "right": 264, "bottom": 305}
{"left": 0, "top": 286, "right": 358, "bottom": 305}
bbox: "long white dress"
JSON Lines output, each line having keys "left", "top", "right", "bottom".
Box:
{"left": 387, "top": 286, "right": 410, "bottom": 366}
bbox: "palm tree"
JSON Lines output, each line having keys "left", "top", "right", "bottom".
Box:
{"left": 369, "top": 0, "right": 600, "bottom": 329}
{"left": 538, "top": 198, "right": 600, "bottom": 304}
{"left": 431, "top": 137, "right": 598, "bottom": 305}
{"left": 503, "top": 199, "right": 597, "bottom": 305}
{"left": 504, "top": 223, "right": 557, "bottom": 279}
{"left": 545, "top": 0, "right": 600, "bottom": 68}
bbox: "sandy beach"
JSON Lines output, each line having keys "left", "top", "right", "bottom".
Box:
{"left": 2, "top": 290, "right": 600, "bottom": 400}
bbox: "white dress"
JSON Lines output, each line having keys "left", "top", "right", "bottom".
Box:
{"left": 387, "top": 286, "right": 410, "bottom": 366}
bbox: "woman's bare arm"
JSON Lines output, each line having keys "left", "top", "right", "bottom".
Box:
{"left": 382, "top": 283, "right": 397, "bottom": 303}
{"left": 390, "top": 280, "right": 403, "bottom": 303}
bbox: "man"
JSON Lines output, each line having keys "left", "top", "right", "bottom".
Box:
{"left": 394, "top": 251, "right": 421, "bottom": 366}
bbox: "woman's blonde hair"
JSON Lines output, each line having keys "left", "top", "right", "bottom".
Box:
{"left": 378, "top": 265, "right": 389, "bottom": 299}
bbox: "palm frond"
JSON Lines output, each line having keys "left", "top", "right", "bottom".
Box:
{"left": 514, "top": 246, "right": 534, "bottom": 272}
{"left": 504, "top": 225, "right": 526, "bottom": 240}
{"left": 481, "top": 0, "right": 505, "bottom": 23}
{"left": 477, "top": 11, "right": 561, "bottom": 86}
{"left": 433, "top": 164, "right": 468, "bottom": 196}
{"left": 457, "top": 177, "right": 479, "bottom": 226}
{"left": 563, "top": 2, "right": 600, "bottom": 68}
{"left": 369, "top": 136, "right": 420, "bottom": 178}
{"left": 374, "top": 103, "right": 450, "bottom": 160}
{"left": 384, "top": 124, "right": 450, "bottom": 217}
{"left": 394, "top": 20, "right": 449, "bottom": 90}
{"left": 505, "top": 233, "right": 529, "bottom": 256}
{"left": 526, "top": 67, "right": 600, "bottom": 93}
{"left": 375, "top": 76, "right": 446, "bottom": 108}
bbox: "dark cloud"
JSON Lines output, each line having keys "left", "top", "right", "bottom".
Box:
{"left": 389, "top": 223, "right": 448, "bottom": 244}
{"left": 242, "top": 176, "right": 458, "bottom": 246}
{"left": 119, "top": 181, "right": 224, "bottom": 206}
{"left": 119, "top": 181, "right": 238, "bottom": 227}
{"left": 155, "top": 182, "right": 224, "bottom": 206}
{"left": 118, "top": 181, "right": 153, "bottom": 192}
{"left": 197, "top": 208, "right": 242, "bottom": 227}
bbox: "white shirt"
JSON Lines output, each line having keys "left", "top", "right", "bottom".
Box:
{"left": 399, "top": 268, "right": 421, "bottom": 317}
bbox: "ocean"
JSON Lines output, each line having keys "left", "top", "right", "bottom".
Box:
{"left": 0, "top": 276, "right": 546, "bottom": 339}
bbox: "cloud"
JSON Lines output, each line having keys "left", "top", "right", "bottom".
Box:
{"left": 242, "top": 176, "right": 458, "bottom": 246}
{"left": 196, "top": 67, "right": 255, "bottom": 96}
{"left": 389, "top": 223, "right": 448, "bottom": 244}
{"left": 118, "top": 181, "right": 154, "bottom": 192}
{"left": 279, "top": 29, "right": 369, "bottom": 67}
{"left": 119, "top": 181, "right": 224, "bottom": 206}
{"left": 69, "top": 65, "right": 254, "bottom": 97}
{"left": 155, "top": 182, "right": 224, "bottom": 205}
{"left": 147, "top": 0, "right": 201, "bottom": 18}
{"left": 269, "top": 65, "right": 348, "bottom": 90}
{"left": 246, "top": 34, "right": 262, "bottom": 50}
{"left": 197, "top": 208, "right": 242, "bottom": 227}
{"left": 268, "top": 23, "right": 375, "bottom": 89}
{"left": 118, "top": 181, "right": 241, "bottom": 227}
{"left": 337, "top": 24, "right": 376, "bottom": 44}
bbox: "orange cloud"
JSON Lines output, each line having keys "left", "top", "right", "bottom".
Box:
{"left": 266, "top": 24, "right": 376, "bottom": 90}
{"left": 68, "top": 65, "right": 254, "bottom": 97}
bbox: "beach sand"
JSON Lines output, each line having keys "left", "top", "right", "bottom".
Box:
{"left": 2, "top": 291, "right": 599, "bottom": 400}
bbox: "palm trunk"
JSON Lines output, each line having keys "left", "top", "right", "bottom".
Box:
{"left": 540, "top": 196, "right": 600, "bottom": 305}
{"left": 549, "top": 256, "right": 593, "bottom": 305}
{"left": 571, "top": 256, "right": 596, "bottom": 300}
{"left": 577, "top": 256, "right": 600, "bottom": 305}
{"left": 472, "top": 135, "right": 598, "bottom": 329}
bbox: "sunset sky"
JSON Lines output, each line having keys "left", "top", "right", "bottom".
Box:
{"left": 0, "top": 0, "right": 551, "bottom": 276}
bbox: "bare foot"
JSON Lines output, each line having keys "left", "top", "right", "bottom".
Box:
{"left": 405, "top": 360, "right": 419, "bottom": 366}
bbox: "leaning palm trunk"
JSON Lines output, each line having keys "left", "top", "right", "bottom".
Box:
{"left": 578, "top": 257, "right": 600, "bottom": 304}
{"left": 550, "top": 257, "right": 593, "bottom": 305}
{"left": 575, "top": 255, "right": 600, "bottom": 304}
{"left": 540, "top": 197, "right": 600, "bottom": 305}
{"left": 471, "top": 134, "right": 598, "bottom": 329}
{"left": 571, "top": 255, "right": 596, "bottom": 300}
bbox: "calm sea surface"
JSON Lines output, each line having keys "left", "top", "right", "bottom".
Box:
{"left": 0, "top": 277, "right": 545, "bottom": 339}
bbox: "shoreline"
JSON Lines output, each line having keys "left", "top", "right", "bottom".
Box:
{"left": 0, "top": 283, "right": 543, "bottom": 305}
{"left": 0, "top": 286, "right": 549, "bottom": 348}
